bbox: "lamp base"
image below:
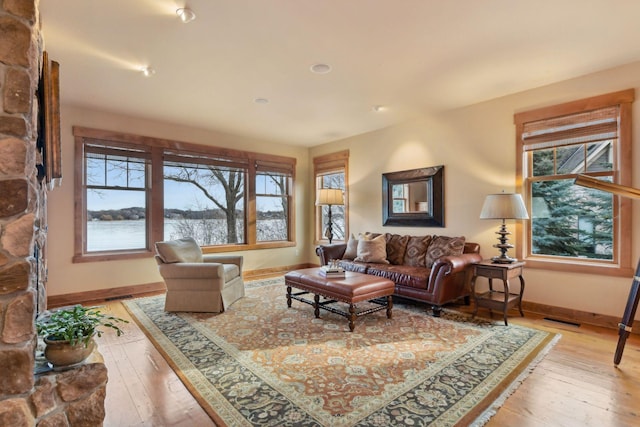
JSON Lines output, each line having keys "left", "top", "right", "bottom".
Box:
{"left": 491, "top": 255, "right": 518, "bottom": 264}
{"left": 491, "top": 221, "right": 517, "bottom": 264}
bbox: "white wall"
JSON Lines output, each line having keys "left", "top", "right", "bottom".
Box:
{"left": 310, "top": 60, "right": 640, "bottom": 319}
{"left": 46, "top": 106, "right": 310, "bottom": 296}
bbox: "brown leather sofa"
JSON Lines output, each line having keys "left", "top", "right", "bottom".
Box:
{"left": 316, "top": 233, "right": 482, "bottom": 316}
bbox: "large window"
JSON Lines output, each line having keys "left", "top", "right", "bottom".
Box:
{"left": 84, "top": 143, "right": 150, "bottom": 252}
{"left": 515, "top": 89, "right": 634, "bottom": 276}
{"left": 313, "top": 151, "right": 349, "bottom": 244}
{"left": 73, "top": 127, "right": 296, "bottom": 262}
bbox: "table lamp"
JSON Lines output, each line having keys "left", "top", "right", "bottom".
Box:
{"left": 480, "top": 193, "right": 529, "bottom": 263}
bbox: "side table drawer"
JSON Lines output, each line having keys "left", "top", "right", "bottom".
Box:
{"left": 475, "top": 266, "right": 504, "bottom": 279}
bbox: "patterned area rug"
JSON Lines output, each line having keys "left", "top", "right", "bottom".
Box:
{"left": 123, "top": 278, "right": 559, "bottom": 426}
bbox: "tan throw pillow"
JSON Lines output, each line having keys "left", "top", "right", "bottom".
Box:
{"left": 354, "top": 234, "right": 389, "bottom": 264}
{"left": 343, "top": 234, "right": 359, "bottom": 259}
{"left": 385, "top": 233, "right": 410, "bottom": 265}
{"left": 403, "top": 235, "right": 432, "bottom": 267}
{"left": 425, "top": 236, "right": 466, "bottom": 268}
{"left": 155, "top": 237, "right": 203, "bottom": 263}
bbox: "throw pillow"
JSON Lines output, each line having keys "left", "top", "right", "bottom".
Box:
{"left": 425, "top": 236, "right": 466, "bottom": 268}
{"left": 403, "top": 235, "right": 432, "bottom": 267}
{"left": 385, "top": 233, "right": 410, "bottom": 265}
{"left": 343, "top": 234, "right": 359, "bottom": 260}
{"left": 354, "top": 234, "right": 389, "bottom": 264}
{"left": 155, "top": 237, "right": 203, "bottom": 263}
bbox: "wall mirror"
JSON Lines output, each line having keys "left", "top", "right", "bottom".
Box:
{"left": 382, "top": 165, "right": 444, "bottom": 227}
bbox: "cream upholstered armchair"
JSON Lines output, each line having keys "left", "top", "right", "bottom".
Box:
{"left": 154, "top": 237, "right": 245, "bottom": 313}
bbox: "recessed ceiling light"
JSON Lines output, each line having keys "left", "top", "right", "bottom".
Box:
{"left": 310, "top": 63, "right": 331, "bottom": 74}
{"left": 141, "top": 66, "right": 155, "bottom": 77}
{"left": 254, "top": 98, "right": 269, "bottom": 104}
{"left": 373, "top": 105, "right": 386, "bottom": 112}
{"left": 176, "top": 7, "right": 196, "bottom": 23}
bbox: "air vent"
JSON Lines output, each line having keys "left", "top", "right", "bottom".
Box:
{"left": 543, "top": 317, "right": 581, "bottom": 327}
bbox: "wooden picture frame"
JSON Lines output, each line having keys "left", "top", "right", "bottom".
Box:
{"left": 37, "top": 51, "right": 62, "bottom": 186}
{"left": 382, "top": 165, "right": 444, "bottom": 227}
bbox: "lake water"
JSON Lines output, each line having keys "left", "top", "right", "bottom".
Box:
{"left": 87, "top": 219, "right": 182, "bottom": 251}
{"left": 86, "top": 218, "right": 284, "bottom": 251}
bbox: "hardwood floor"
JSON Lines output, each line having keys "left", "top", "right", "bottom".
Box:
{"left": 94, "top": 296, "right": 640, "bottom": 427}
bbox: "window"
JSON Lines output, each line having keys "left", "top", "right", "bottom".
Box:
{"left": 84, "top": 143, "right": 150, "bottom": 252}
{"left": 515, "top": 89, "right": 634, "bottom": 276}
{"left": 255, "top": 159, "right": 293, "bottom": 242}
{"left": 73, "top": 127, "right": 296, "bottom": 262}
{"left": 163, "top": 157, "right": 246, "bottom": 246}
{"left": 314, "top": 151, "right": 349, "bottom": 243}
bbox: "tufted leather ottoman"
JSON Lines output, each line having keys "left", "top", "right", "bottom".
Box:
{"left": 284, "top": 267, "right": 395, "bottom": 331}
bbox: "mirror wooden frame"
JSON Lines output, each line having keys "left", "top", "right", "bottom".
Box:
{"left": 382, "top": 165, "right": 444, "bottom": 227}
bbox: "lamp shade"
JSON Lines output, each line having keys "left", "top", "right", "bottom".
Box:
{"left": 480, "top": 193, "right": 529, "bottom": 220}
{"left": 316, "top": 188, "right": 344, "bottom": 206}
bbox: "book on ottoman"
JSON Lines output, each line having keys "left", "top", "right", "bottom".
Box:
{"left": 319, "top": 265, "right": 345, "bottom": 278}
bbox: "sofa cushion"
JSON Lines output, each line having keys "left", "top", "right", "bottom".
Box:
{"left": 155, "top": 237, "right": 203, "bottom": 263}
{"left": 354, "top": 234, "right": 389, "bottom": 264}
{"left": 425, "top": 236, "right": 466, "bottom": 268}
{"left": 337, "top": 260, "right": 369, "bottom": 274}
{"left": 343, "top": 234, "right": 359, "bottom": 260}
{"left": 385, "top": 233, "right": 410, "bottom": 265}
{"left": 366, "top": 263, "right": 430, "bottom": 289}
{"left": 403, "top": 235, "right": 432, "bottom": 267}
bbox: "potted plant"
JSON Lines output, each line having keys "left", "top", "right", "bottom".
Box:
{"left": 36, "top": 304, "right": 128, "bottom": 367}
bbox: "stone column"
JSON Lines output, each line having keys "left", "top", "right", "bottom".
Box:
{"left": 0, "top": 0, "right": 41, "bottom": 424}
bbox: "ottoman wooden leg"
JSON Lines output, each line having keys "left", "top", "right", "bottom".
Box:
{"left": 286, "top": 286, "right": 292, "bottom": 308}
{"left": 314, "top": 294, "right": 320, "bottom": 318}
{"left": 348, "top": 304, "right": 356, "bottom": 332}
{"left": 386, "top": 295, "right": 393, "bottom": 319}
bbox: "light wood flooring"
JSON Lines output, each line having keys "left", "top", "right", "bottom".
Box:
{"left": 93, "top": 294, "right": 640, "bottom": 427}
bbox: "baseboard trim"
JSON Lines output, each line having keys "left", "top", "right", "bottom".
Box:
{"left": 48, "top": 282, "right": 167, "bottom": 309}
{"left": 522, "top": 300, "right": 639, "bottom": 336}
{"left": 243, "top": 263, "right": 315, "bottom": 281}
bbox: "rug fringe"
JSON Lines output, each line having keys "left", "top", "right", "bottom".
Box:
{"left": 469, "top": 333, "right": 562, "bottom": 426}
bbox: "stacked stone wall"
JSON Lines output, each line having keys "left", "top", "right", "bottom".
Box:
{"left": 0, "top": 1, "right": 107, "bottom": 425}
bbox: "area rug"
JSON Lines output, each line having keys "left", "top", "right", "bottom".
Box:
{"left": 123, "top": 278, "right": 559, "bottom": 426}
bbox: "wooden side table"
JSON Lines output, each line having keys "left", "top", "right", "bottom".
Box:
{"left": 471, "top": 260, "right": 525, "bottom": 326}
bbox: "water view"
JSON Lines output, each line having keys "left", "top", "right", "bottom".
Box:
{"left": 87, "top": 218, "right": 285, "bottom": 251}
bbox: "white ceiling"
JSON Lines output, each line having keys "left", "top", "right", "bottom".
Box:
{"left": 39, "top": 0, "right": 640, "bottom": 147}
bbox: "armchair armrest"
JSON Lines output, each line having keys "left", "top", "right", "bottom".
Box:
{"left": 203, "top": 254, "right": 243, "bottom": 271}
{"left": 158, "top": 262, "right": 225, "bottom": 280}
{"left": 315, "top": 243, "right": 347, "bottom": 265}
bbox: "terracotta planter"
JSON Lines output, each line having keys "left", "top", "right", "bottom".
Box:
{"left": 44, "top": 336, "right": 96, "bottom": 367}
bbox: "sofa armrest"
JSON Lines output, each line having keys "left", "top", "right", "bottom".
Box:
{"left": 203, "top": 254, "right": 243, "bottom": 271}
{"left": 428, "top": 252, "right": 483, "bottom": 291}
{"left": 315, "top": 243, "right": 347, "bottom": 265}
{"left": 158, "top": 262, "right": 225, "bottom": 279}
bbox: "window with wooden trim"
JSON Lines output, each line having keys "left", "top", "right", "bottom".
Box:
{"left": 73, "top": 127, "right": 296, "bottom": 262}
{"left": 515, "top": 89, "right": 634, "bottom": 276}
{"left": 84, "top": 143, "right": 151, "bottom": 252}
{"left": 313, "top": 151, "right": 349, "bottom": 244}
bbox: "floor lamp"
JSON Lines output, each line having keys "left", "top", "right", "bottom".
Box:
{"left": 574, "top": 174, "right": 640, "bottom": 366}
{"left": 316, "top": 188, "right": 344, "bottom": 244}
